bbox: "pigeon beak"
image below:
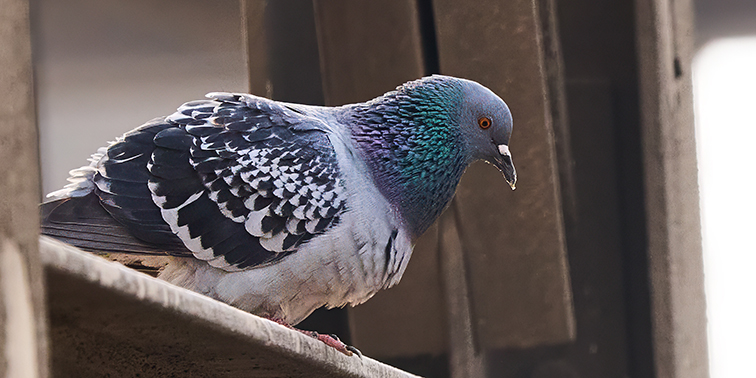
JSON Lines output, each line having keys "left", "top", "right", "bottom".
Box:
{"left": 494, "top": 144, "right": 517, "bottom": 190}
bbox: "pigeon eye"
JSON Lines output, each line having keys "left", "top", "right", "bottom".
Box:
{"left": 478, "top": 117, "right": 492, "bottom": 129}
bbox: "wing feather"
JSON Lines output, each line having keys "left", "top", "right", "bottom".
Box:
{"left": 149, "top": 93, "right": 347, "bottom": 271}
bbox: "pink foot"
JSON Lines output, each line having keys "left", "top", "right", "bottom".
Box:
{"left": 311, "top": 332, "right": 361, "bottom": 357}
{"left": 266, "top": 317, "right": 361, "bottom": 357}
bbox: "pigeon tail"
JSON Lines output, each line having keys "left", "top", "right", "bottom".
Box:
{"left": 40, "top": 192, "right": 188, "bottom": 255}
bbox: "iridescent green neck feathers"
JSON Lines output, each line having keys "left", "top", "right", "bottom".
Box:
{"left": 348, "top": 77, "right": 469, "bottom": 236}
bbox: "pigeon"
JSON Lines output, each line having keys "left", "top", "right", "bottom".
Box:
{"left": 40, "top": 75, "right": 516, "bottom": 352}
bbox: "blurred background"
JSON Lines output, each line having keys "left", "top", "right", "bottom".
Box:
{"left": 31, "top": 0, "right": 248, "bottom": 195}
{"left": 28, "top": 0, "right": 756, "bottom": 377}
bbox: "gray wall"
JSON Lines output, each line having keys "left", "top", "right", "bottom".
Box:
{"left": 31, "top": 0, "right": 247, "bottom": 196}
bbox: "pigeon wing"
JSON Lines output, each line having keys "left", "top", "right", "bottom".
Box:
{"left": 149, "top": 93, "right": 347, "bottom": 271}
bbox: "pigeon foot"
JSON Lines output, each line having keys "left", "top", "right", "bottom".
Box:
{"left": 267, "top": 317, "right": 361, "bottom": 357}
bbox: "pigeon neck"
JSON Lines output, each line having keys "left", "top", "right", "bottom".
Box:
{"left": 347, "top": 81, "right": 468, "bottom": 237}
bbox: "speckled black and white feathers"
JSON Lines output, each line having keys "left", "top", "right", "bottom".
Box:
{"left": 43, "top": 93, "right": 347, "bottom": 271}
{"left": 155, "top": 94, "right": 346, "bottom": 270}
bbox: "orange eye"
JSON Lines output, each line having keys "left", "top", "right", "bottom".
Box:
{"left": 478, "top": 117, "right": 492, "bottom": 129}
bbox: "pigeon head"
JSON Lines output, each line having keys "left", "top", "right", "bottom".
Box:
{"left": 348, "top": 75, "right": 517, "bottom": 236}
{"left": 453, "top": 77, "right": 517, "bottom": 189}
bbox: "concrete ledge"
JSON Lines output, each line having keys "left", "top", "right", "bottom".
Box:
{"left": 39, "top": 236, "right": 418, "bottom": 378}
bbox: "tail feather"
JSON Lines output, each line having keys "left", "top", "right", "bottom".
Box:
{"left": 40, "top": 192, "right": 189, "bottom": 256}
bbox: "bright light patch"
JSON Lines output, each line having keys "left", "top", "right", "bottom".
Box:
{"left": 694, "top": 37, "right": 756, "bottom": 378}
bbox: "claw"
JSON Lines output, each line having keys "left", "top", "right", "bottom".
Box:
{"left": 315, "top": 333, "right": 356, "bottom": 356}
{"left": 346, "top": 345, "right": 363, "bottom": 358}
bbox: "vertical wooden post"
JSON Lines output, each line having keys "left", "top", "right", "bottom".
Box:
{"left": 241, "top": 0, "right": 272, "bottom": 98}
{"left": 537, "top": 0, "right": 577, "bottom": 225}
{"left": 438, "top": 206, "right": 486, "bottom": 378}
{"left": 312, "top": 0, "right": 426, "bottom": 106}
{"left": 311, "top": 0, "right": 451, "bottom": 359}
{"left": 244, "top": 0, "right": 324, "bottom": 104}
{"left": 635, "top": 0, "right": 709, "bottom": 377}
{"left": 432, "top": 0, "right": 575, "bottom": 350}
{"left": 0, "top": 0, "right": 49, "bottom": 377}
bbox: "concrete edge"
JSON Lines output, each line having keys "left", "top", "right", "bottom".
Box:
{"left": 39, "top": 236, "right": 419, "bottom": 378}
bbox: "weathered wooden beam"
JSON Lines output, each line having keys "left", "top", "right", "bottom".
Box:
{"left": 438, "top": 206, "right": 486, "bottom": 378}
{"left": 537, "top": 0, "right": 577, "bottom": 226}
{"left": 311, "top": 0, "right": 450, "bottom": 359}
{"left": 241, "top": 0, "right": 272, "bottom": 98}
{"left": 432, "top": 0, "right": 575, "bottom": 349}
{"left": 242, "top": 0, "right": 324, "bottom": 104}
{"left": 41, "top": 237, "right": 419, "bottom": 378}
{"left": 0, "top": 0, "right": 49, "bottom": 376}
{"left": 313, "top": 0, "right": 425, "bottom": 105}
{"left": 635, "top": 0, "right": 709, "bottom": 377}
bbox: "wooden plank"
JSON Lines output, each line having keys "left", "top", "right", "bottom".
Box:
{"left": 438, "top": 206, "right": 486, "bottom": 378}
{"left": 635, "top": 0, "right": 709, "bottom": 377}
{"left": 241, "top": 0, "right": 272, "bottom": 98}
{"left": 313, "top": 0, "right": 425, "bottom": 105}
{"left": 559, "top": 81, "right": 632, "bottom": 376}
{"left": 549, "top": 1, "right": 654, "bottom": 376}
{"left": 41, "top": 238, "right": 419, "bottom": 378}
{"left": 432, "top": 0, "right": 575, "bottom": 349}
{"left": 537, "top": 0, "right": 577, "bottom": 226}
{"left": 0, "top": 0, "right": 49, "bottom": 376}
{"left": 243, "top": 0, "right": 324, "bottom": 104}
{"left": 312, "top": 0, "right": 449, "bottom": 358}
